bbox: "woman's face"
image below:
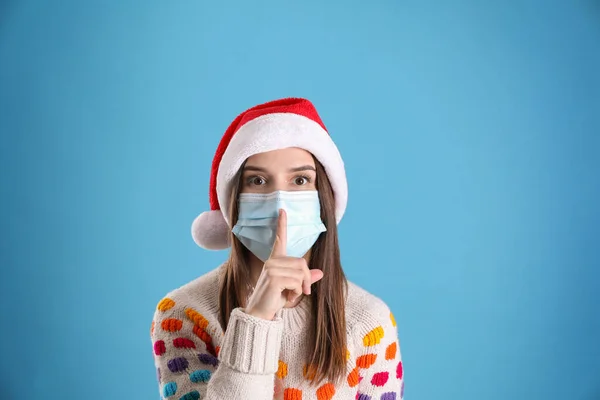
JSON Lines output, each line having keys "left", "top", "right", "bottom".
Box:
{"left": 241, "top": 148, "right": 317, "bottom": 194}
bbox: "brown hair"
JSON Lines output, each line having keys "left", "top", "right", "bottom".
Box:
{"left": 218, "top": 156, "right": 348, "bottom": 386}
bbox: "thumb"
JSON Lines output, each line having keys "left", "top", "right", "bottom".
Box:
{"left": 310, "top": 269, "right": 324, "bottom": 284}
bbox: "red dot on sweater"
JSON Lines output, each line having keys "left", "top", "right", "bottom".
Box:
{"left": 153, "top": 340, "right": 166, "bottom": 356}
{"left": 371, "top": 371, "right": 389, "bottom": 387}
{"left": 396, "top": 361, "right": 403, "bottom": 379}
{"left": 173, "top": 337, "right": 196, "bottom": 349}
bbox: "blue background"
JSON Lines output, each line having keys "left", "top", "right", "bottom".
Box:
{"left": 1, "top": 1, "right": 599, "bottom": 399}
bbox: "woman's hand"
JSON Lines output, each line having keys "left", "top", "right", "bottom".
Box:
{"left": 245, "top": 209, "right": 324, "bottom": 320}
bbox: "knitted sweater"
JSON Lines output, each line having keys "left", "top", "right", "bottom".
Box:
{"left": 150, "top": 265, "right": 404, "bottom": 400}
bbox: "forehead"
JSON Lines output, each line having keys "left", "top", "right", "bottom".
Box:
{"left": 244, "top": 147, "right": 315, "bottom": 168}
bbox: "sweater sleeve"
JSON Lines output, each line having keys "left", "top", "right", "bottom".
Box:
{"left": 150, "top": 296, "right": 283, "bottom": 400}
{"left": 352, "top": 304, "right": 404, "bottom": 400}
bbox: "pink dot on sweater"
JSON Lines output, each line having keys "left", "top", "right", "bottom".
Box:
{"left": 396, "top": 361, "right": 403, "bottom": 379}
{"left": 153, "top": 340, "right": 166, "bottom": 356}
{"left": 371, "top": 371, "right": 389, "bottom": 387}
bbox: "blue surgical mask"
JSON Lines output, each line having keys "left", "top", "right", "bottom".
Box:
{"left": 232, "top": 190, "right": 326, "bottom": 262}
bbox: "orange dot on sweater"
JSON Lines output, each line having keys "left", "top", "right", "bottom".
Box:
{"left": 390, "top": 312, "right": 397, "bottom": 327}
{"left": 193, "top": 325, "right": 212, "bottom": 344}
{"left": 215, "top": 346, "right": 220, "bottom": 356}
{"left": 157, "top": 298, "right": 175, "bottom": 312}
{"left": 347, "top": 366, "right": 360, "bottom": 387}
{"left": 356, "top": 353, "right": 377, "bottom": 369}
{"left": 303, "top": 364, "right": 317, "bottom": 381}
{"left": 161, "top": 318, "right": 183, "bottom": 332}
{"left": 385, "top": 342, "right": 397, "bottom": 360}
{"left": 185, "top": 308, "right": 209, "bottom": 330}
{"left": 277, "top": 360, "right": 288, "bottom": 379}
{"left": 363, "top": 326, "right": 384, "bottom": 347}
{"left": 283, "top": 388, "right": 302, "bottom": 400}
{"left": 316, "top": 383, "right": 335, "bottom": 400}
{"left": 150, "top": 321, "right": 155, "bottom": 337}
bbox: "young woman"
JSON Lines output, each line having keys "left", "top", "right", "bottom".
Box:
{"left": 150, "top": 98, "right": 404, "bottom": 400}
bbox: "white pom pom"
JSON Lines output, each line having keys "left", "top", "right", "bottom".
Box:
{"left": 191, "top": 210, "right": 231, "bottom": 250}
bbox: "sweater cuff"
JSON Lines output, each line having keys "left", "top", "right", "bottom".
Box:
{"left": 218, "top": 307, "right": 284, "bottom": 375}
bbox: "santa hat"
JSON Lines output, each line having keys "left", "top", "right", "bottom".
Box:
{"left": 191, "top": 97, "right": 347, "bottom": 250}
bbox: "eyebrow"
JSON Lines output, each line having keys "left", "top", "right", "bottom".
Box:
{"left": 243, "top": 165, "right": 316, "bottom": 173}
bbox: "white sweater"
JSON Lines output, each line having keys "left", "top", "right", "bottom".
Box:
{"left": 150, "top": 265, "right": 404, "bottom": 400}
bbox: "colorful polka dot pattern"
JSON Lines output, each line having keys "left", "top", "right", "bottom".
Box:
{"left": 152, "top": 294, "right": 404, "bottom": 399}
{"left": 351, "top": 311, "right": 404, "bottom": 399}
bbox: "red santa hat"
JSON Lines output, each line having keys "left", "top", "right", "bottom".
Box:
{"left": 191, "top": 97, "right": 348, "bottom": 250}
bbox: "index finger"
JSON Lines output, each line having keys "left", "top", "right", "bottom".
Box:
{"left": 270, "top": 208, "right": 287, "bottom": 258}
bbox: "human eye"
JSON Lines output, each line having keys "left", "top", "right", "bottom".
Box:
{"left": 246, "top": 175, "right": 267, "bottom": 186}
{"left": 293, "top": 175, "right": 312, "bottom": 186}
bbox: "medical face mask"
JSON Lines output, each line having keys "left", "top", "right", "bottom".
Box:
{"left": 232, "top": 190, "right": 327, "bottom": 262}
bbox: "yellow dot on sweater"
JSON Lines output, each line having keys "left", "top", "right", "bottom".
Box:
{"left": 276, "top": 360, "right": 288, "bottom": 379}
{"left": 363, "top": 326, "right": 384, "bottom": 346}
{"left": 157, "top": 298, "right": 175, "bottom": 312}
{"left": 346, "top": 348, "right": 350, "bottom": 361}
{"left": 185, "top": 307, "right": 209, "bottom": 329}
{"left": 390, "top": 312, "right": 397, "bottom": 327}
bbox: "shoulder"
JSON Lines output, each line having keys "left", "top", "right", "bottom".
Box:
{"left": 345, "top": 279, "right": 398, "bottom": 336}
{"left": 150, "top": 264, "right": 225, "bottom": 339}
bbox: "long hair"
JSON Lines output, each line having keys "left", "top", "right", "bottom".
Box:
{"left": 218, "top": 156, "right": 349, "bottom": 386}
